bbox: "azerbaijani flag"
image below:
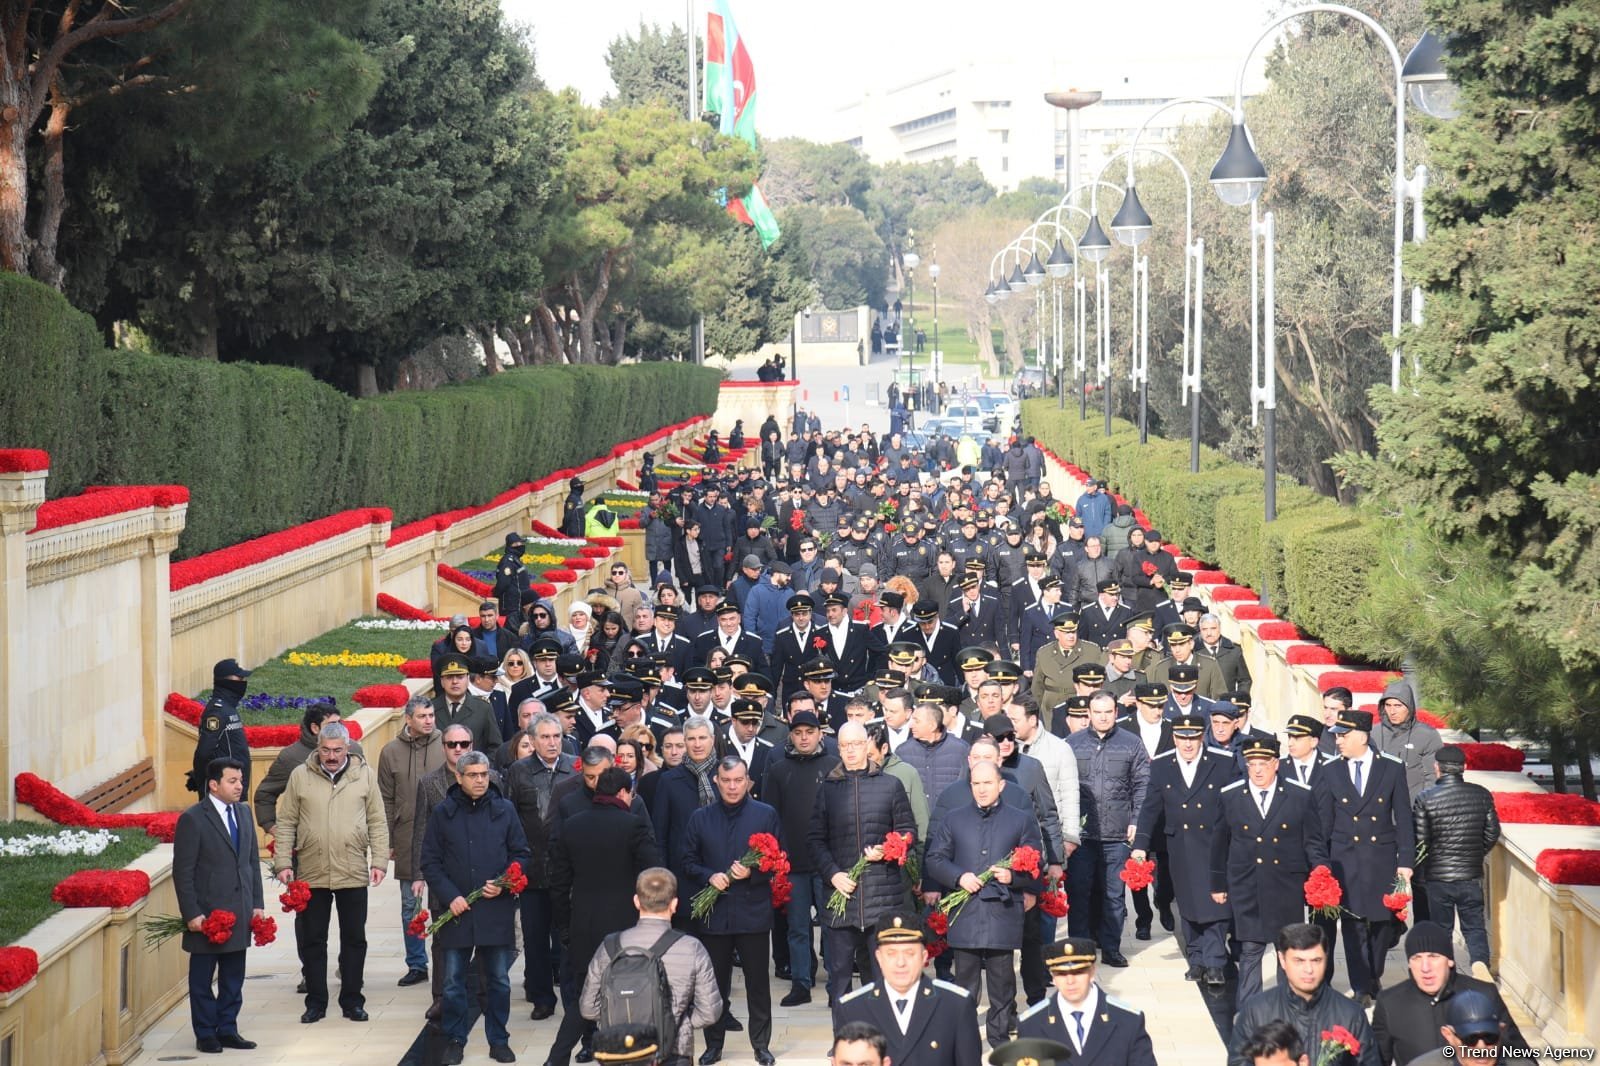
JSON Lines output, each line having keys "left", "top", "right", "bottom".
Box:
{"left": 704, "top": 0, "right": 781, "bottom": 249}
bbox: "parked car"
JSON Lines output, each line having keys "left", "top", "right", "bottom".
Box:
{"left": 973, "top": 393, "right": 1018, "bottom": 433}
{"left": 941, "top": 402, "right": 997, "bottom": 435}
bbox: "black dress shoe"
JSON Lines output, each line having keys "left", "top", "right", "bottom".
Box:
{"left": 1101, "top": 951, "right": 1130, "bottom": 967}
{"left": 1203, "top": 967, "right": 1226, "bottom": 987}
{"left": 755, "top": 1051, "right": 776, "bottom": 1065}
{"left": 217, "top": 1033, "right": 257, "bottom": 1049}
{"left": 490, "top": 1046, "right": 518, "bottom": 1063}
{"left": 575, "top": 1047, "right": 595, "bottom": 1063}
{"left": 1158, "top": 907, "right": 1175, "bottom": 932}
{"left": 343, "top": 1007, "right": 369, "bottom": 1022}
{"left": 774, "top": 965, "right": 792, "bottom": 981}
{"left": 442, "top": 1042, "right": 465, "bottom": 1066}
{"left": 1183, "top": 965, "right": 1202, "bottom": 981}
{"left": 530, "top": 1002, "right": 556, "bottom": 1020}
{"left": 300, "top": 1008, "right": 325, "bottom": 1024}
{"left": 698, "top": 1049, "right": 723, "bottom": 1065}
{"left": 398, "top": 967, "right": 429, "bottom": 987}
{"left": 779, "top": 985, "right": 811, "bottom": 1007}
{"left": 722, "top": 1013, "right": 743, "bottom": 1032}
{"left": 1134, "top": 924, "right": 1152, "bottom": 941}
{"left": 196, "top": 1036, "right": 223, "bottom": 1054}
{"left": 296, "top": 979, "right": 307, "bottom": 994}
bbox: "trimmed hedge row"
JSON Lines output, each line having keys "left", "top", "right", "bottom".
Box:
{"left": 0, "top": 274, "right": 719, "bottom": 557}
{"left": 1023, "top": 400, "right": 1389, "bottom": 664}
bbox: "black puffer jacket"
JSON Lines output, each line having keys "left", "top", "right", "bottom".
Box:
{"left": 1412, "top": 770, "right": 1501, "bottom": 882}
{"left": 1066, "top": 726, "right": 1150, "bottom": 842}
{"left": 808, "top": 763, "right": 916, "bottom": 930}
{"left": 763, "top": 743, "right": 841, "bottom": 874}
{"left": 1371, "top": 971, "right": 1528, "bottom": 1066}
{"left": 1228, "top": 983, "right": 1380, "bottom": 1066}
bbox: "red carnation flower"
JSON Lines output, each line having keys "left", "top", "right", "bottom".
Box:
{"left": 250, "top": 914, "right": 277, "bottom": 947}
{"left": 502, "top": 862, "right": 529, "bottom": 896}
{"left": 1141, "top": 560, "right": 1158, "bottom": 576}
{"left": 407, "top": 909, "right": 431, "bottom": 939}
{"left": 812, "top": 635, "right": 828, "bottom": 650}
{"left": 278, "top": 880, "right": 312, "bottom": 914}
{"left": 925, "top": 911, "right": 950, "bottom": 937}
{"left": 201, "top": 909, "right": 237, "bottom": 945}
{"left": 1009, "top": 845, "right": 1043, "bottom": 878}
{"left": 881, "top": 831, "right": 914, "bottom": 866}
{"left": 1119, "top": 857, "right": 1157, "bottom": 891}
{"left": 1039, "top": 888, "right": 1070, "bottom": 918}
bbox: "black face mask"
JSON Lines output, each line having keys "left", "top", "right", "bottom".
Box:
{"left": 215, "top": 676, "right": 247, "bottom": 698}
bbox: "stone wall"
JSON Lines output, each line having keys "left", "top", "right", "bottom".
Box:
{"left": 714, "top": 381, "right": 795, "bottom": 455}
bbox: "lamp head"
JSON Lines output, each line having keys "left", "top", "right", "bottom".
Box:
{"left": 1022, "top": 252, "right": 1046, "bottom": 286}
{"left": 1111, "top": 186, "right": 1153, "bottom": 247}
{"left": 983, "top": 281, "right": 999, "bottom": 305}
{"left": 1006, "top": 262, "right": 1028, "bottom": 291}
{"left": 1209, "top": 121, "right": 1267, "bottom": 207}
{"left": 1078, "top": 216, "right": 1112, "bottom": 264}
{"left": 904, "top": 250, "right": 921, "bottom": 271}
{"left": 1045, "top": 238, "right": 1074, "bottom": 278}
{"left": 1402, "top": 30, "right": 1461, "bottom": 120}
{"left": 928, "top": 262, "right": 941, "bottom": 281}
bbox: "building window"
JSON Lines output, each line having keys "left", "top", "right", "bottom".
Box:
{"left": 999, "top": 130, "right": 1009, "bottom": 144}
{"left": 892, "top": 108, "right": 957, "bottom": 135}
{"left": 1001, "top": 156, "right": 1009, "bottom": 173}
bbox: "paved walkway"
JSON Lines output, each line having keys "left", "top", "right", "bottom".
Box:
{"left": 124, "top": 872, "right": 1439, "bottom": 1066}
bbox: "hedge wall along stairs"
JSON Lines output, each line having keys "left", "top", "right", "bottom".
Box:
{"left": 0, "top": 274, "right": 719, "bottom": 557}
{"left": 1022, "top": 400, "right": 1388, "bottom": 664}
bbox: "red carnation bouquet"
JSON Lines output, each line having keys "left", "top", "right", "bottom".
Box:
{"left": 1304, "top": 865, "right": 1344, "bottom": 919}
{"left": 828, "top": 832, "right": 916, "bottom": 918}
{"left": 1119, "top": 856, "right": 1157, "bottom": 891}
{"left": 936, "top": 844, "right": 1042, "bottom": 919}
{"left": 691, "top": 834, "right": 789, "bottom": 921}
{"left": 143, "top": 908, "right": 237, "bottom": 950}
{"left": 407, "top": 909, "right": 431, "bottom": 939}
{"left": 421, "top": 862, "right": 529, "bottom": 936}
{"left": 250, "top": 914, "right": 278, "bottom": 947}
{"left": 789, "top": 510, "right": 807, "bottom": 532}
{"left": 1315, "top": 1025, "right": 1361, "bottom": 1066}
{"left": 1038, "top": 877, "right": 1070, "bottom": 919}
{"left": 1382, "top": 871, "right": 1413, "bottom": 922}
{"left": 278, "top": 880, "right": 312, "bottom": 914}
{"left": 924, "top": 910, "right": 950, "bottom": 958}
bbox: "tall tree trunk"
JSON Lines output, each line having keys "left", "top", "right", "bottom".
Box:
{"left": 354, "top": 362, "right": 379, "bottom": 397}
{"left": 533, "top": 305, "right": 564, "bottom": 364}
{"left": 1576, "top": 733, "right": 1596, "bottom": 802}
{"left": 475, "top": 323, "right": 501, "bottom": 374}
{"left": 608, "top": 317, "right": 627, "bottom": 365}
{"left": 29, "top": 79, "right": 68, "bottom": 289}
{"left": 497, "top": 322, "right": 525, "bottom": 366}
{"left": 1550, "top": 730, "right": 1569, "bottom": 793}
{"left": 0, "top": 64, "right": 32, "bottom": 275}
{"left": 574, "top": 253, "right": 615, "bottom": 364}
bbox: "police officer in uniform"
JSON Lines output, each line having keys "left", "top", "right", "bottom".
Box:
{"left": 493, "top": 532, "right": 532, "bottom": 631}
{"left": 1314, "top": 707, "right": 1415, "bottom": 1007}
{"left": 831, "top": 910, "right": 982, "bottom": 1066}
{"left": 1017, "top": 938, "right": 1158, "bottom": 1065}
{"left": 1211, "top": 734, "right": 1330, "bottom": 1005}
{"left": 882, "top": 523, "right": 934, "bottom": 585}
{"left": 190, "top": 659, "right": 253, "bottom": 794}
{"left": 1130, "top": 713, "right": 1238, "bottom": 985}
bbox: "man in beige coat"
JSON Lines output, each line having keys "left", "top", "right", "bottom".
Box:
{"left": 378, "top": 694, "right": 444, "bottom": 988}
{"left": 273, "top": 721, "right": 389, "bottom": 1025}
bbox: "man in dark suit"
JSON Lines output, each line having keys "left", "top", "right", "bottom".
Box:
{"left": 769, "top": 593, "right": 823, "bottom": 699}
{"left": 548, "top": 767, "right": 663, "bottom": 1066}
{"left": 717, "top": 699, "right": 777, "bottom": 797}
{"left": 866, "top": 591, "right": 913, "bottom": 673}
{"left": 1076, "top": 581, "right": 1136, "bottom": 650}
{"left": 1118, "top": 683, "right": 1176, "bottom": 939}
{"left": 691, "top": 600, "right": 770, "bottom": 675}
{"left": 1211, "top": 734, "right": 1330, "bottom": 1006}
{"left": 1282, "top": 715, "right": 1334, "bottom": 787}
{"left": 832, "top": 910, "right": 982, "bottom": 1066}
{"left": 945, "top": 573, "right": 1001, "bottom": 648}
{"left": 173, "top": 757, "right": 265, "bottom": 1054}
{"left": 1130, "top": 714, "right": 1239, "bottom": 986}
{"left": 899, "top": 601, "right": 954, "bottom": 685}
{"left": 1315, "top": 708, "right": 1416, "bottom": 1007}
{"left": 1197, "top": 613, "right": 1253, "bottom": 694}
{"left": 817, "top": 591, "right": 873, "bottom": 693}
{"left": 636, "top": 603, "right": 695, "bottom": 677}
{"left": 1016, "top": 937, "right": 1158, "bottom": 1065}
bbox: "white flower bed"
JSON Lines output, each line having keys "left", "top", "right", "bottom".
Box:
{"left": 355, "top": 618, "right": 450, "bottom": 631}
{"left": 0, "top": 828, "right": 119, "bottom": 858}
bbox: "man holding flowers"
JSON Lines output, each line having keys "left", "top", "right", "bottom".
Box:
{"left": 682, "top": 756, "right": 783, "bottom": 1065}
{"left": 172, "top": 757, "right": 264, "bottom": 1054}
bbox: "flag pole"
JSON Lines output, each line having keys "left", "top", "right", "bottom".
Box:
{"left": 688, "top": 0, "right": 704, "bottom": 364}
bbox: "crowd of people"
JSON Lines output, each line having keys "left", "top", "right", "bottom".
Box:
{"left": 172, "top": 410, "right": 1532, "bottom": 1066}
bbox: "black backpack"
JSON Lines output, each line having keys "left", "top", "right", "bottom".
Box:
{"left": 596, "top": 929, "right": 683, "bottom": 1053}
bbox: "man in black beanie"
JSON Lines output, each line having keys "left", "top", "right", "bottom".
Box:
{"left": 1370, "top": 921, "right": 1527, "bottom": 1066}
{"left": 189, "top": 658, "right": 253, "bottom": 794}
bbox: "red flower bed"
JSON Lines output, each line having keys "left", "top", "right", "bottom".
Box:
{"left": 1494, "top": 792, "right": 1600, "bottom": 826}
{"left": 563, "top": 558, "right": 595, "bottom": 571}
{"left": 14, "top": 773, "right": 177, "bottom": 841}
{"left": 376, "top": 592, "right": 445, "bottom": 621}
{"left": 588, "top": 536, "right": 625, "bottom": 548}
{"left": 1209, "top": 585, "right": 1258, "bottom": 603}
{"left": 439, "top": 564, "right": 492, "bottom": 597}
{"left": 51, "top": 869, "right": 153, "bottom": 908}
{"left": 620, "top": 518, "right": 641, "bottom": 530}
{"left": 1232, "top": 605, "right": 1278, "bottom": 621}
{"left": 542, "top": 568, "right": 578, "bottom": 584}
{"left": 1535, "top": 849, "right": 1600, "bottom": 886}
{"left": 1461, "top": 743, "right": 1525, "bottom": 772}
{"left": 353, "top": 684, "right": 410, "bottom": 708}
{"left": 616, "top": 479, "right": 639, "bottom": 491}
{"left": 1257, "top": 622, "right": 1305, "bottom": 640}
{"left": 165, "top": 693, "right": 361, "bottom": 745}
{"left": 0, "top": 448, "right": 51, "bottom": 473}
{"left": 0, "top": 947, "right": 39, "bottom": 993}
{"left": 1317, "top": 670, "right": 1401, "bottom": 692}
{"left": 579, "top": 545, "right": 610, "bottom": 558}
{"left": 531, "top": 520, "right": 569, "bottom": 539}
{"left": 530, "top": 582, "right": 557, "bottom": 599}
{"left": 33, "top": 485, "right": 190, "bottom": 533}
{"left": 1287, "top": 645, "right": 1341, "bottom": 666}
{"left": 172, "top": 507, "right": 391, "bottom": 590}
{"left": 1189, "top": 570, "right": 1230, "bottom": 585}
{"left": 399, "top": 659, "right": 433, "bottom": 679}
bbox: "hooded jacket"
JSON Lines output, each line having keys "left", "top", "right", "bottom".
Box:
{"left": 1101, "top": 513, "right": 1138, "bottom": 556}
{"left": 744, "top": 572, "right": 790, "bottom": 652}
{"left": 419, "top": 781, "right": 530, "bottom": 950}
{"left": 377, "top": 723, "right": 445, "bottom": 880}
{"left": 1373, "top": 679, "right": 1442, "bottom": 801}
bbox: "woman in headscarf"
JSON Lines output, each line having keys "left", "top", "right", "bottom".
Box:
{"left": 565, "top": 601, "right": 596, "bottom": 655}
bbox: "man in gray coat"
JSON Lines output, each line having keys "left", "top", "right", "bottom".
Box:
{"left": 173, "top": 757, "right": 265, "bottom": 1053}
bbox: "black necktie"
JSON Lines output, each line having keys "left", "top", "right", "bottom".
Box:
{"left": 895, "top": 998, "right": 907, "bottom": 1014}
{"left": 226, "top": 804, "right": 240, "bottom": 853}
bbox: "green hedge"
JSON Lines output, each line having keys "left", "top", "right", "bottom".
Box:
{"left": 1023, "top": 399, "right": 1391, "bottom": 663}
{"left": 0, "top": 275, "right": 719, "bottom": 556}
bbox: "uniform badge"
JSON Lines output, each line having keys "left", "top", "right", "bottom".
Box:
{"left": 205, "top": 717, "right": 220, "bottom": 731}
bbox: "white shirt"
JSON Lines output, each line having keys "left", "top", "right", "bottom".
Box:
{"left": 886, "top": 721, "right": 912, "bottom": 752}
{"left": 887, "top": 979, "right": 921, "bottom": 1034}
{"left": 830, "top": 621, "right": 850, "bottom": 657}
{"left": 1059, "top": 984, "right": 1100, "bottom": 1053}
{"left": 1137, "top": 717, "right": 1164, "bottom": 758}
{"left": 1177, "top": 754, "right": 1200, "bottom": 790}
{"left": 720, "top": 629, "right": 739, "bottom": 653}
{"left": 579, "top": 700, "right": 607, "bottom": 732}
{"left": 1290, "top": 756, "right": 1318, "bottom": 785}
{"left": 730, "top": 736, "right": 757, "bottom": 765}
{"left": 1256, "top": 786, "right": 1274, "bottom": 818}
{"left": 209, "top": 794, "right": 235, "bottom": 826}
{"left": 1348, "top": 750, "right": 1374, "bottom": 794}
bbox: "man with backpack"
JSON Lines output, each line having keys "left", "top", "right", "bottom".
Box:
{"left": 580, "top": 867, "right": 721, "bottom": 1066}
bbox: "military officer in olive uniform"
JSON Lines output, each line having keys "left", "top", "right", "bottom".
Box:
{"left": 1017, "top": 938, "right": 1158, "bottom": 1066}
{"left": 1210, "top": 734, "right": 1330, "bottom": 1005}
{"left": 1314, "top": 708, "right": 1415, "bottom": 1007}
{"left": 1029, "top": 612, "right": 1103, "bottom": 729}
{"left": 1130, "top": 713, "right": 1239, "bottom": 985}
{"left": 831, "top": 909, "right": 981, "bottom": 1066}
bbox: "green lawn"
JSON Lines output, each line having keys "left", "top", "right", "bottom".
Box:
{"left": 899, "top": 300, "right": 1008, "bottom": 369}
{"left": 205, "top": 618, "right": 442, "bottom": 725}
{"left": 0, "top": 824, "right": 158, "bottom": 945}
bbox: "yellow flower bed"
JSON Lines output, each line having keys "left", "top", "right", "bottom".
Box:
{"left": 285, "top": 650, "right": 407, "bottom": 668}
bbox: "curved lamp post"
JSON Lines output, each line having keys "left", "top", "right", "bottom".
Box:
{"left": 1033, "top": 203, "right": 1093, "bottom": 416}
{"left": 1072, "top": 179, "right": 1127, "bottom": 437}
